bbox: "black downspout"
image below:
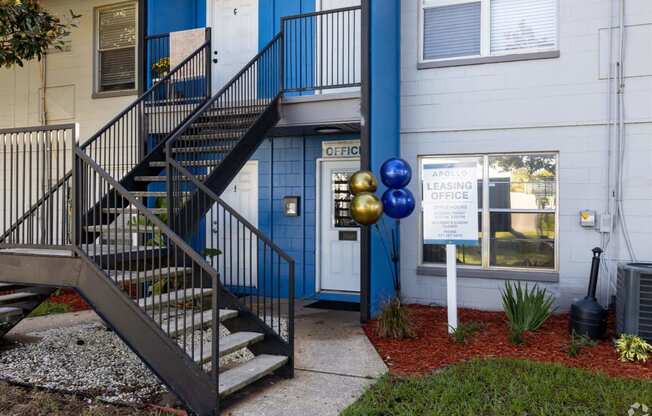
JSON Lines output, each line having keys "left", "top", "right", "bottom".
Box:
{"left": 360, "top": 0, "right": 371, "bottom": 323}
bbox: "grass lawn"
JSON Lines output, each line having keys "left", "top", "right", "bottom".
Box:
{"left": 341, "top": 358, "right": 652, "bottom": 416}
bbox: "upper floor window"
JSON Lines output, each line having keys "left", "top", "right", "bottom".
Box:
{"left": 94, "top": 2, "right": 137, "bottom": 96}
{"left": 419, "top": 0, "right": 558, "bottom": 64}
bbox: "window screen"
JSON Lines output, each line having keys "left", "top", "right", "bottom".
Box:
{"left": 491, "top": 0, "right": 557, "bottom": 54}
{"left": 423, "top": 2, "right": 481, "bottom": 61}
{"left": 97, "top": 3, "right": 137, "bottom": 93}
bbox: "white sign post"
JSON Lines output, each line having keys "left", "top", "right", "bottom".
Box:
{"left": 422, "top": 160, "right": 479, "bottom": 334}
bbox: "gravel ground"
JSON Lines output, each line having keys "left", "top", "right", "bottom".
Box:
{"left": 0, "top": 315, "right": 289, "bottom": 404}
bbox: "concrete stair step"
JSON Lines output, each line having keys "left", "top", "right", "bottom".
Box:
{"left": 137, "top": 287, "right": 212, "bottom": 310}
{"left": 102, "top": 207, "right": 168, "bottom": 215}
{"left": 193, "top": 331, "right": 265, "bottom": 364}
{"left": 85, "top": 225, "right": 158, "bottom": 234}
{"left": 179, "top": 129, "right": 247, "bottom": 141}
{"left": 132, "top": 191, "right": 191, "bottom": 198}
{"left": 168, "top": 145, "right": 230, "bottom": 154}
{"left": 219, "top": 354, "right": 288, "bottom": 398}
{"left": 134, "top": 175, "right": 208, "bottom": 182}
{"left": 149, "top": 160, "right": 221, "bottom": 168}
{"left": 0, "top": 291, "right": 41, "bottom": 306}
{"left": 163, "top": 309, "right": 238, "bottom": 337}
{"left": 0, "top": 283, "right": 28, "bottom": 292}
{"left": 0, "top": 306, "right": 23, "bottom": 323}
{"left": 108, "top": 266, "right": 192, "bottom": 285}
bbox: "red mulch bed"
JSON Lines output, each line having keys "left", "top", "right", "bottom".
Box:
{"left": 49, "top": 289, "right": 91, "bottom": 312}
{"left": 363, "top": 304, "right": 652, "bottom": 380}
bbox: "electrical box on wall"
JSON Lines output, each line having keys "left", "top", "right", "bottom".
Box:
{"left": 599, "top": 213, "right": 613, "bottom": 233}
{"left": 580, "top": 209, "right": 596, "bottom": 228}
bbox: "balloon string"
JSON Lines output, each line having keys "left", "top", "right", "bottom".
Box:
{"left": 373, "top": 221, "right": 400, "bottom": 297}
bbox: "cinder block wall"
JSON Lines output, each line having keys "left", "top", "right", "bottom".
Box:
{"left": 399, "top": 0, "right": 652, "bottom": 310}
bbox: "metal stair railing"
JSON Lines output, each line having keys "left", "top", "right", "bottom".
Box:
{"left": 72, "top": 147, "right": 221, "bottom": 414}
{"left": 168, "top": 158, "right": 295, "bottom": 372}
{"left": 0, "top": 124, "right": 76, "bottom": 248}
{"left": 165, "top": 33, "right": 283, "bottom": 171}
{"left": 80, "top": 29, "right": 212, "bottom": 181}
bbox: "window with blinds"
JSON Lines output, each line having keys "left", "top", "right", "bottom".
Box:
{"left": 420, "top": 0, "right": 558, "bottom": 63}
{"left": 423, "top": 2, "right": 481, "bottom": 61}
{"left": 491, "top": 0, "right": 557, "bottom": 54}
{"left": 95, "top": 2, "right": 137, "bottom": 93}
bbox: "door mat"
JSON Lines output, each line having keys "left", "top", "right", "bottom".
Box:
{"left": 305, "top": 300, "right": 360, "bottom": 312}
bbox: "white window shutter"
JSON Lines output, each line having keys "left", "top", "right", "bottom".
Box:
{"left": 490, "top": 0, "right": 557, "bottom": 54}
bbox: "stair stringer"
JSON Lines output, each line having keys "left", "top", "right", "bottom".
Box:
{"left": 171, "top": 96, "right": 281, "bottom": 239}
{"left": 0, "top": 250, "right": 219, "bottom": 416}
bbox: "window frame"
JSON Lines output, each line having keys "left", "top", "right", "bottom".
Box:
{"left": 417, "top": 0, "right": 560, "bottom": 68}
{"left": 417, "top": 152, "right": 560, "bottom": 276}
{"left": 93, "top": 1, "right": 139, "bottom": 98}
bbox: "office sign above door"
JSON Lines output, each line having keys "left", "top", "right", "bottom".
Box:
{"left": 322, "top": 140, "right": 360, "bottom": 159}
{"left": 422, "top": 159, "right": 479, "bottom": 245}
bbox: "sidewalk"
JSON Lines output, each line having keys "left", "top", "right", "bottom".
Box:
{"left": 221, "top": 304, "right": 387, "bottom": 416}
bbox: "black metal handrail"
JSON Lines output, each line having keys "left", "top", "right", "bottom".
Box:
{"left": 167, "top": 158, "right": 295, "bottom": 360}
{"left": 164, "top": 33, "right": 283, "bottom": 169}
{"left": 145, "top": 32, "right": 171, "bottom": 90}
{"left": 81, "top": 29, "right": 212, "bottom": 181}
{"left": 163, "top": 32, "right": 288, "bottom": 352}
{"left": 73, "top": 147, "right": 221, "bottom": 406}
{"left": 282, "top": 6, "right": 362, "bottom": 93}
{"left": 0, "top": 124, "right": 76, "bottom": 248}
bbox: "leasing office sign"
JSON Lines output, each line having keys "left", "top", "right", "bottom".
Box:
{"left": 422, "top": 160, "right": 479, "bottom": 245}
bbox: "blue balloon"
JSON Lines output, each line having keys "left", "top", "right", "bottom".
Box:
{"left": 382, "top": 188, "right": 415, "bottom": 219}
{"left": 380, "top": 158, "right": 412, "bottom": 189}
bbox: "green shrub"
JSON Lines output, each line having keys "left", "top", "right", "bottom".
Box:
{"left": 501, "top": 281, "right": 555, "bottom": 344}
{"left": 449, "top": 321, "right": 485, "bottom": 344}
{"left": 567, "top": 330, "right": 597, "bottom": 357}
{"left": 376, "top": 297, "right": 415, "bottom": 340}
{"left": 615, "top": 334, "right": 652, "bottom": 363}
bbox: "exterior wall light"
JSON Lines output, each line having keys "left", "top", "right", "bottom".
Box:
{"left": 283, "top": 196, "right": 300, "bottom": 217}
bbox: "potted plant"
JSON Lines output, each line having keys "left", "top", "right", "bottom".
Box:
{"left": 151, "top": 57, "right": 171, "bottom": 99}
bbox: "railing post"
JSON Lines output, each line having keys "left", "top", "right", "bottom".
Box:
{"left": 205, "top": 28, "right": 212, "bottom": 98}
{"left": 211, "top": 269, "right": 220, "bottom": 411}
{"left": 288, "top": 259, "right": 295, "bottom": 377}
{"left": 279, "top": 25, "right": 285, "bottom": 94}
{"left": 71, "top": 150, "right": 82, "bottom": 248}
{"left": 166, "top": 156, "right": 174, "bottom": 231}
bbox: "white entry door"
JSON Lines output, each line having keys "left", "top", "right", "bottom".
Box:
{"left": 210, "top": 0, "right": 259, "bottom": 93}
{"left": 208, "top": 161, "right": 258, "bottom": 287}
{"left": 318, "top": 159, "right": 360, "bottom": 293}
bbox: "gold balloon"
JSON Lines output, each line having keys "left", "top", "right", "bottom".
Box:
{"left": 349, "top": 170, "right": 378, "bottom": 195}
{"left": 350, "top": 192, "right": 383, "bottom": 225}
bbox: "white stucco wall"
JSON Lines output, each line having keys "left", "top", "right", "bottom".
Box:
{"left": 400, "top": 0, "right": 652, "bottom": 310}
{"left": 0, "top": 0, "right": 137, "bottom": 142}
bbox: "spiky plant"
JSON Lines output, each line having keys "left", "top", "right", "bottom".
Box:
{"left": 501, "top": 281, "right": 555, "bottom": 344}
{"left": 376, "top": 297, "right": 415, "bottom": 340}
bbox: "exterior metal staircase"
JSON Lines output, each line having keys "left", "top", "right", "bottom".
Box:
{"left": 0, "top": 7, "right": 360, "bottom": 415}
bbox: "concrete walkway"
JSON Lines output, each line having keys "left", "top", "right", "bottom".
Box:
{"left": 7, "top": 304, "right": 387, "bottom": 416}
{"left": 221, "top": 304, "right": 387, "bottom": 416}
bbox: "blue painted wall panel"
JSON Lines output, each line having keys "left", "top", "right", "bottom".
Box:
{"left": 147, "top": 0, "right": 206, "bottom": 35}
{"left": 369, "top": 0, "right": 401, "bottom": 316}
{"left": 252, "top": 134, "right": 359, "bottom": 302}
